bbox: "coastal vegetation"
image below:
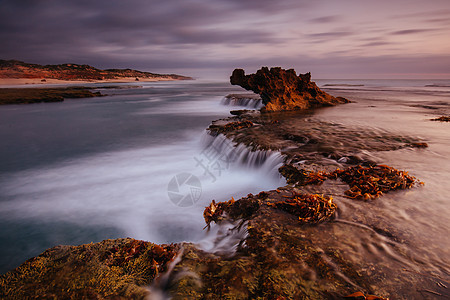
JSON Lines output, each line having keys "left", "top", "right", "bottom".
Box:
{"left": 0, "top": 60, "right": 192, "bottom": 82}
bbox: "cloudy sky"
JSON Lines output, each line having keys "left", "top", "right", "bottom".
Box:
{"left": 1, "top": 0, "right": 450, "bottom": 79}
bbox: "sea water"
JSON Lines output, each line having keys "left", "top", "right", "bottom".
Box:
{"left": 0, "top": 79, "right": 449, "bottom": 286}
{"left": 0, "top": 81, "right": 284, "bottom": 273}
{"left": 317, "top": 80, "right": 450, "bottom": 275}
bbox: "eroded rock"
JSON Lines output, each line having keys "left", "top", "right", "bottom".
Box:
{"left": 230, "top": 67, "right": 349, "bottom": 111}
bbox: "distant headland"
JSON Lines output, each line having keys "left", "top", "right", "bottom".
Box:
{"left": 0, "top": 60, "right": 193, "bottom": 85}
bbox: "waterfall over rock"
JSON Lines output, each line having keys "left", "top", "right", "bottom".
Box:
{"left": 200, "top": 133, "right": 284, "bottom": 178}
{"left": 221, "top": 94, "right": 264, "bottom": 109}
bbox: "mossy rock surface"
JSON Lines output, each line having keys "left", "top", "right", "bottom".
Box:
{"left": 0, "top": 238, "right": 177, "bottom": 299}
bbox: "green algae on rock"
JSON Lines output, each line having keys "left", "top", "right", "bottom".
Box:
{"left": 0, "top": 238, "right": 177, "bottom": 299}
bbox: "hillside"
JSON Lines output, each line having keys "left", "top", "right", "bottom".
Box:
{"left": 0, "top": 60, "right": 192, "bottom": 82}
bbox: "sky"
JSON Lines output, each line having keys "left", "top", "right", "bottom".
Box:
{"left": 1, "top": 0, "right": 450, "bottom": 79}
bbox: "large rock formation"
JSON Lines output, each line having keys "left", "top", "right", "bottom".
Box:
{"left": 230, "top": 67, "right": 349, "bottom": 111}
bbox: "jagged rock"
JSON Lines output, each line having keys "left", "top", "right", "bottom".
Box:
{"left": 230, "top": 67, "right": 349, "bottom": 111}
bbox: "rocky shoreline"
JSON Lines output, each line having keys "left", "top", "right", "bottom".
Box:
{"left": 0, "top": 68, "right": 438, "bottom": 299}
{"left": 0, "top": 86, "right": 103, "bottom": 105}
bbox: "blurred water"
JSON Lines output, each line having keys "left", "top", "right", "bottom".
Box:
{"left": 0, "top": 81, "right": 284, "bottom": 273}
{"left": 0, "top": 78, "right": 449, "bottom": 288}
{"left": 316, "top": 81, "right": 450, "bottom": 294}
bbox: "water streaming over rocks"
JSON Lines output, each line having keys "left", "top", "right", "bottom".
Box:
{"left": 0, "top": 81, "right": 284, "bottom": 273}
{"left": 220, "top": 94, "right": 264, "bottom": 109}
{"left": 200, "top": 132, "right": 284, "bottom": 175}
{"left": 0, "top": 79, "right": 449, "bottom": 299}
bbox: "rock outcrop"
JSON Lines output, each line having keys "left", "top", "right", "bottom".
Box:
{"left": 0, "top": 87, "right": 102, "bottom": 105}
{"left": 230, "top": 67, "right": 349, "bottom": 111}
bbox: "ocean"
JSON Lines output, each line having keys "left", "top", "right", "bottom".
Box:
{"left": 0, "top": 81, "right": 285, "bottom": 273}
{"left": 0, "top": 79, "right": 449, "bottom": 291}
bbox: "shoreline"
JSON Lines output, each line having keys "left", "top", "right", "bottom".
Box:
{"left": 0, "top": 77, "right": 193, "bottom": 86}
{"left": 0, "top": 86, "right": 103, "bottom": 105}
{"left": 0, "top": 108, "right": 430, "bottom": 299}
{"left": 0, "top": 86, "right": 445, "bottom": 299}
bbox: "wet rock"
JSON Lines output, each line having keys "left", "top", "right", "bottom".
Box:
{"left": 282, "top": 133, "right": 310, "bottom": 144}
{"left": 409, "top": 142, "right": 428, "bottom": 148}
{"left": 431, "top": 116, "right": 450, "bottom": 122}
{"left": 279, "top": 164, "right": 328, "bottom": 186}
{"left": 1, "top": 181, "right": 425, "bottom": 299}
{"left": 266, "top": 193, "right": 337, "bottom": 225}
{"left": 222, "top": 93, "right": 263, "bottom": 109}
{"left": 230, "top": 67, "right": 349, "bottom": 111}
{"left": 279, "top": 163, "right": 422, "bottom": 200}
{"left": 230, "top": 109, "right": 252, "bottom": 116}
{"left": 0, "top": 238, "right": 177, "bottom": 299}
{"left": 1, "top": 76, "right": 432, "bottom": 300}
{"left": 0, "top": 87, "right": 102, "bottom": 105}
{"left": 208, "top": 120, "right": 254, "bottom": 134}
{"left": 168, "top": 190, "right": 382, "bottom": 299}
{"left": 327, "top": 152, "right": 376, "bottom": 166}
